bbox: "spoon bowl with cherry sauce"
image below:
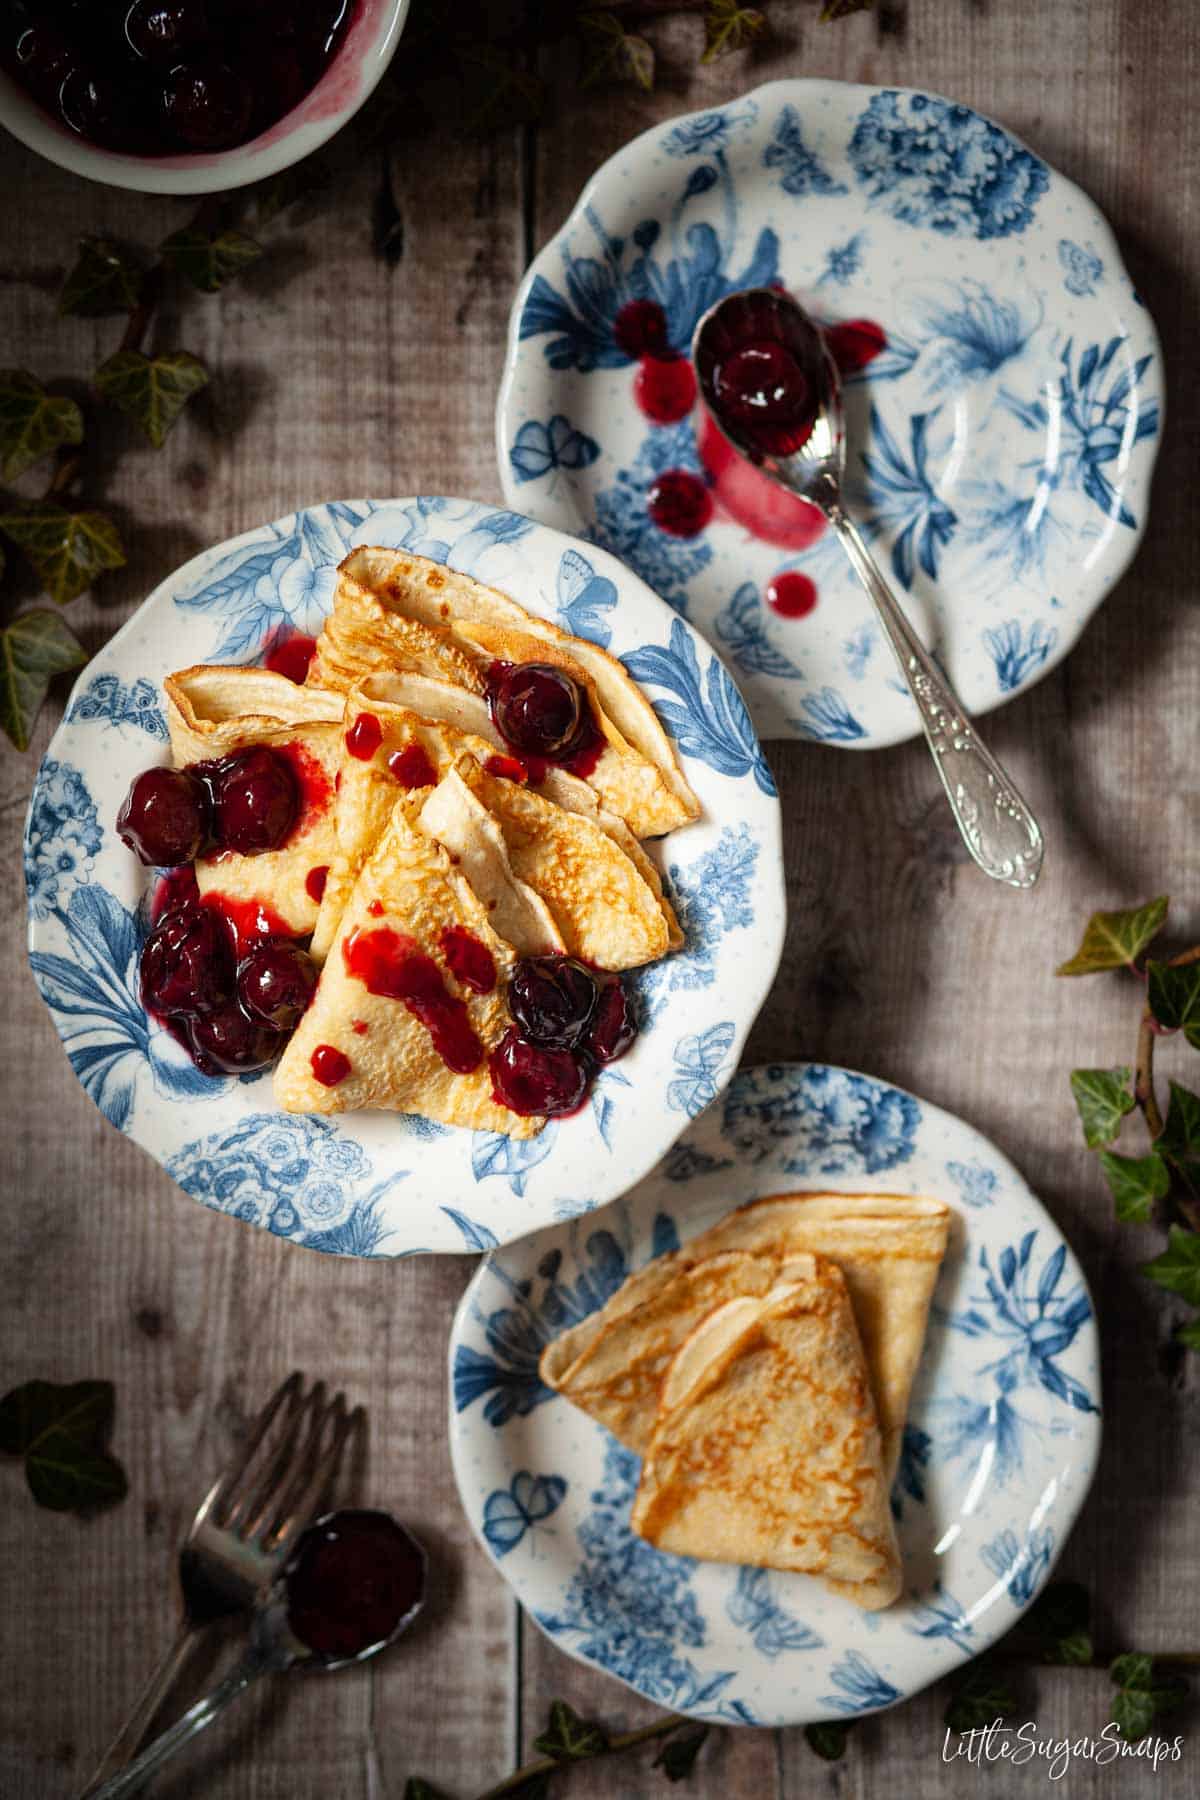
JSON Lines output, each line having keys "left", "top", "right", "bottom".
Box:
{"left": 85, "top": 1509, "right": 426, "bottom": 1799}
{"left": 693, "top": 288, "right": 1044, "bottom": 890}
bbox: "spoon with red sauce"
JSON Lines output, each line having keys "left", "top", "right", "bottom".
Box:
{"left": 693, "top": 287, "right": 1044, "bottom": 889}
{"left": 85, "top": 1509, "right": 426, "bottom": 1799}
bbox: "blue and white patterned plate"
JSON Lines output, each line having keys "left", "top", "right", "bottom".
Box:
{"left": 24, "top": 498, "right": 784, "bottom": 1257}
{"left": 497, "top": 81, "right": 1162, "bottom": 744}
{"left": 449, "top": 1062, "right": 1101, "bottom": 1724}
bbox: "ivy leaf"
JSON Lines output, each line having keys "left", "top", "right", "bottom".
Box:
{"left": 1020, "top": 1580, "right": 1093, "bottom": 1665}
{"left": 702, "top": 0, "right": 766, "bottom": 62}
{"left": 1158, "top": 1081, "right": 1200, "bottom": 1163}
{"left": 1109, "top": 1654, "right": 1188, "bottom": 1742}
{"left": 1147, "top": 961, "right": 1200, "bottom": 1047}
{"left": 0, "top": 503, "right": 125, "bottom": 604}
{"left": 943, "top": 1659, "right": 1018, "bottom": 1733}
{"left": 532, "top": 1699, "right": 607, "bottom": 1762}
{"left": 160, "top": 227, "right": 263, "bottom": 294}
{"left": 1111, "top": 1685, "right": 1157, "bottom": 1742}
{"left": 653, "top": 1724, "right": 709, "bottom": 1780}
{"left": 1098, "top": 1149, "right": 1169, "bottom": 1224}
{"left": 804, "top": 1721, "right": 850, "bottom": 1760}
{"left": 59, "top": 236, "right": 143, "bottom": 317}
{"left": 0, "top": 1378, "right": 127, "bottom": 1512}
{"left": 1056, "top": 897, "right": 1168, "bottom": 975}
{"left": 579, "top": 12, "right": 655, "bottom": 91}
{"left": 1070, "top": 1067, "right": 1135, "bottom": 1148}
{"left": 1142, "top": 1225, "right": 1200, "bottom": 1308}
{"left": 0, "top": 608, "right": 88, "bottom": 751}
{"left": 94, "top": 349, "right": 209, "bottom": 447}
{"left": 0, "top": 371, "right": 84, "bottom": 482}
{"left": 1175, "top": 1317, "right": 1200, "bottom": 1351}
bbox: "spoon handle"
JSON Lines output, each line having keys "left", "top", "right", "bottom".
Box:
{"left": 79, "top": 1650, "right": 267, "bottom": 1800}
{"left": 830, "top": 509, "right": 1044, "bottom": 888}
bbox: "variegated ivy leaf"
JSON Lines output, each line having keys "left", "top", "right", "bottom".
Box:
{"left": 0, "top": 370, "right": 83, "bottom": 482}
{"left": 1070, "top": 1067, "right": 1134, "bottom": 1148}
{"left": 0, "top": 504, "right": 125, "bottom": 604}
{"left": 1147, "top": 961, "right": 1200, "bottom": 1047}
{"left": 1056, "top": 896, "right": 1168, "bottom": 976}
{"left": 94, "top": 349, "right": 209, "bottom": 448}
{"left": 702, "top": 0, "right": 766, "bottom": 62}
{"left": 0, "top": 608, "right": 88, "bottom": 751}
{"left": 159, "top": 226, "right": 263, "bottom": 294}
{"left": 59, "top": 236, "right": 143, "bottom": 317}
{"left": 1142, "top": 1225, "right": 1200, "bottom": 1308}
{"left": 579, "top": 12, "right": 655, "bottom": 91}
{"left": 1098, "top": 1149, "right": 1168, "bottom": 1224}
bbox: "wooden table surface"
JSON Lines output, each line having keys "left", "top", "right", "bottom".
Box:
{"left": 3, "top": 3, "right": 1200, "bottom": 1795}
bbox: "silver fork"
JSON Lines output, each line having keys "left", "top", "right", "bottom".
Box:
{"left": 82, "top": 1371, "right": 363, "bottom": 1795}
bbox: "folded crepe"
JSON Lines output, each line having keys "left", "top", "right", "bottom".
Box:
{"left": 311, "top": 676, "right": 680, "bottom": 969}
{"left": 630, "top": 1259, "right": 903, "bottom": 1609}
{"left": 541, "top": 1191, "right": 950, "bottom": 1483}
{"left": 274, "top": 796, "right": 559, "bottom": 1136}
{"left": 165, "top": 666, "right": 346, "bottom": 936}
{"left": 309, "top": 548, "right": 701, "bottom": 839}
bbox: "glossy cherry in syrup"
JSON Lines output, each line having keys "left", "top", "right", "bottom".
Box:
{"left": 508, "top": 955, "right": 597, "bottom": 1051}
{"left": 487, "top": 663, "right": 583, "bottom": 760}
{"left": 187, "top": 999, "right": 283, "bottom": 1074}
{"left": 124, "top": 2, "right": 212, "bottom": 64}
{"left": 237, "top": 940, "right": 317, "bottom": 1029}
{"left": 117, "top": 766, "right": 209, "bottom": 867}
{"left": 202, "top": 746, "right": 299, "bottom": 856}
{"left": 588, "top": 979, "right": 638, "bottom": 1064}
{"left": 284, "top": 1509, "right": 426, "bottom": 1664}
{"left": 489, "top": 1028, "right": 589, "bottom": 1119}
{"left": 693, "top": 288, "right": 825, "bottom": 460}
{"left": 140, "top": 900, "right": 234, "bottom": 1019}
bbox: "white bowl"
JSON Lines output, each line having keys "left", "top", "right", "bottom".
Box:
{"left": 0, "top": 0, "right": 410, "bottom": 194}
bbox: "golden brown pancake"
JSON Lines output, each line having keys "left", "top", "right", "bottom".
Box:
{"left": 630, "top": 1259, "right": 903, "bottom": 1609}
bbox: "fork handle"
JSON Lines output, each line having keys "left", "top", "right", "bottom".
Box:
{"left": 79, "top": 1649, "right": 265, "bottom": 1800}
{"left": 830, "top": 507, "right": 1044, "bottom": 888}
{"left": 82, "top": 1621, "right": 197, "bottom": 1792}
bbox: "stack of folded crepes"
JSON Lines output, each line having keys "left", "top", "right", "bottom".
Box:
{"left": 160, "top": 547, "right": 700, "bottom": 1136}
{"left": 540, "top": 1191, "right": 952, "bottom": 1608}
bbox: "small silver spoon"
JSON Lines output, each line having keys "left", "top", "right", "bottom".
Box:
{"left": 84, "top": 1511, "right": 426, "bottom": 1800}
{"left": 692, "top": 287, "right": 1044, "bottom": 889}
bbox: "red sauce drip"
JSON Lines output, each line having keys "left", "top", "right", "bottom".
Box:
{"left": 766, "top": 572, "right": 819, "bottom": 619}
{"left": 284, "top": 1509, "right": 425, "bottom": 1663}
{"left": 152, "top": 865, "right": 200, "bottom": 923}
{"left": 346, "top": 713, "right": 383, "bottom": 761}
{"left": 306, "top": 865, "right": 329, "bottom": 902}
{"left": 200, "top": 892, "right": 296, "bottom": 954}
{"left": 647, "top": 469, "right": 713, "bottom": 539}
{"left": 311, "top": 1045, "right": 351, "bottom": 1088}
{"left": 825, "top": 317, "right": 887, "bottom": 376}
{"left": 614, "top": 299, "right": 669, "bottom": 358}
{"left": 439, "top": 926, "right": 497, "bottom": 995}
{"left": 697, "top": 409, "right": 826, "bottom": 550}
{"left": 484, "top": 753, "right": 529, "bottom": 783}
{"left": 343, "top": 927, "right": 484, "bottom": 1074}
{"left": 634, "top": 355, "right": 696, "bottom": 425}
{"left": 277, "top": 740, "right": 334, "bottom": 842}
{"left": 352, "top": 1019, "right": 369, "bottom": 1035}
{"left": 387, "top": 743, "right": 438, "bottom": 790}
{"left": 367, "top": 899, "right": 384, "bottom": 918}
{"left": 264, "top": 633, "right": 318, "bottom": 684}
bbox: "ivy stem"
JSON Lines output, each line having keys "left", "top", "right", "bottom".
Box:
{"left": 472, "top": 1715, "right": 685, "bottom": 1799}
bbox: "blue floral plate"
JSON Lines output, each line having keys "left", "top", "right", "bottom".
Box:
{"left": 25, "top": 498, "right": 784, "bottom": 1257}
{"left": 448, "top": 1062, "right": 1101, "bottom": 1724}
{"left": 497, "top": 81, "right": 1162, "bottom": 744}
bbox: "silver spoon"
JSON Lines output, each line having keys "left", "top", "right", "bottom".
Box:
{"left": 692, "top": 287, "right": 1044, "bottom": 889}
{"left": 83, "top": 1511, "right": 426, "bottom": 1800}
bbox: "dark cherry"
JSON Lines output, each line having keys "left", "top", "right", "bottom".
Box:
{"left": 140, "top": 901, "right": 234, "bottom": 1019}
{"left": 488, "top": 663, "right": 585, "bottom": 760}
{"left": 588, "top": 979, "right": 638, "bottom": 1064}
{"left": 613, "top": 299, "right": 669, "bottom": 359}
{"left": 206, "top": 746, "right": 298, "bottom": 855}
{"left": 124, "top": 0, "right": 211, "bottom": 63}
{"left": 117, "top": 766, "right": 209, "bottom": 867}
{"left": 58, "top": 66, "right": 127, "bottom": 147}
{"left": 237, "top": 940, "right": 317, "bottom": 1030}
{"left": 162, "top": 58, "right": 252, "bottom": 150}
{"left": 284, "top": 1509, "right": 425, "bottom": 1663}
{"left": 490, "top": 1028, "right": 589, "bottom": 1118}
{"left": 508, "top": 955, "right": 598, "bottom": 1051}
{"left": 647, "top": 469, "right": 713, "bottom": 538}
{"left": 187, "top": 1000, "right": 283, "bottom": 1075}
{"left": 715, "top": 341, "right": 810, "bottom": 425}
{"left": 13, "top": 24, "right": 74, "bottom": 105}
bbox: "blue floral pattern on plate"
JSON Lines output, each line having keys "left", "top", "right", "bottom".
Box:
{"left": 26, "top": 499, "right": 784, "bottom": 1257}
{"left": 449, "top": 1061, "right": 1101, "bottom": 1726}
{"left": 498, "top": 79, "right": 1162, "bottom": 745}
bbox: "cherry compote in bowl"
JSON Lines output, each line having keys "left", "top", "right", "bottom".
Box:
{"left": 0, "top": 0, "right": 409, "bottom": 193}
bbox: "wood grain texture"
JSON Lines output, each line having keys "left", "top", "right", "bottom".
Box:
{"left": 3, "top": 0, "right": 1200, "bottom": 1794}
